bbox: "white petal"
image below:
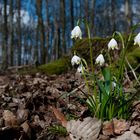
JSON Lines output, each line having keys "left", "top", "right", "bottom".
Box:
{"left": 71, "top": 55, "right": 81, "bottom": 66}
{"left": 95, "top": 54, "right": 105, "bottom": 66}
{"left": 77, "top": 64, "right": 83, "bottom": 73}
{"left": 71, "top": 26, "right": 82, "bottom": 39}
{"left": 108, "top": 38, "right": 118, "bottom": 50}
{"left": 134, "top": 33, "right": 140, "bottom": 46}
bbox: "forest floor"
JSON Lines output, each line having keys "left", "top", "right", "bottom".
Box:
{"left": 0, "top": 69, "right": 140, "bottom": 140}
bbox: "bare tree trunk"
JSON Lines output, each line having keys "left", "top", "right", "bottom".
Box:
{"left": 60, "top": 0, "right": 66, "bottom": 55}
{"left": 125, "top": 0, "right": 132, "bottom": 33}
{"left": 90, "top": 0, "right": 95, "bottom": 36}
{"left": 85, "top": 0, "right": 89, "bottom": 22}
{"left": 9, "top": 0, "right": 14, "bottom": 66}
{"left": 70, "top": 0, "right": 74, "bottom": 30}
{"left": 46, "top": 0, "right": 49, "bottom": 63}
{"left": 34, "top": 25, "right": 39, "bottom": 65}
{"left": 111, "top": 0, "right": 116, "bottom": 33}
{"left": 84, "top": 0, "right": 89, "bottom": 36}
{"left": 52, "top": 17, "right": 59, "bottom": 60}
{"left": 2, "top": 0, "right": 8, "bottom": 70}
{"left": 36, "top": 0, "right": 45, "bottom": 64}
{"left": 17, "top": 0, "right": 21, "bottom": 66}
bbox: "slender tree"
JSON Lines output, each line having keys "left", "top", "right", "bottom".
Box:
{"left": 90, "top": 0, "right": 95, "bottom": 36}
{"left": 46, "top": 0, "right": 49, "bottom": 63}
{"left": 9, "top": 0, "right": 14, "bottom": 66}
{"left": 60, "top": 0, "right": 66, "bottom": 55}
{"left": 125, "top": 0, "right": 132, "bottom": 33}
{"left": 70, "top": 0, "right": 74, "bottom": 30}
{"left": 17, "top": 0, "right": 22, "bottom": 66}
{"left": 1, "top": 0, "right": 8, "bottom": 70}
{"left": 36, "top": 0, "right": 45, "bottom": 64}
{"left": 52, "top": 16, "right": 59, "bottom": 60}
{"left": 85, "top": 0, "right": 89, "bottom": 22}
{"left": 34, "top": 25, "right": 39, "bottom": 66}
{"left": 111, "top": 0, "right": 116, "bottom": 33}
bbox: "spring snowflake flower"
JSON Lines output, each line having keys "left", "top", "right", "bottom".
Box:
{"left": 71, "top": 55, "right": 81, "bottom": 66}
{"left": 134, "top": 33, "right": 140, "bottom": 47}
{"left": 71, "top": 26, "right": 82, "bottom": 39}
{"left": 77, "top": 64, "right": 85, "bottom": 73}
{"left": 108, "top": 38, "right": 118, "bottom": 50}
{"left": 95, "top": 54, "right": 105, "bottom": 66}
{"left": 112, "top": 81, "right": 116, "bottom": 90}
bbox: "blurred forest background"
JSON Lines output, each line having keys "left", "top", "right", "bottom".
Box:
{"left": 0, "top": 0, "right": 140, "bottom": 70}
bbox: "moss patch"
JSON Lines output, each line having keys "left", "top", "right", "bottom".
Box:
{"left": 72, "top": 36, "right": 140, "bottom": 71}
{"left": 71, "top": 37, "right": 110, "bottom": 63}
{"left": 18, "top": 56, "right": 71, "bottom": 75}
{"left": 38, "top": 56, "right": 71, "bottom": 75}
{"left": 126, "top": 47, "right": 140, "bottom": 69}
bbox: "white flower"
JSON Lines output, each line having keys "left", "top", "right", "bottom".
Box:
{"left": 134, "top": 33, "right": 140, "bottom": 47}
{"left": 95, "top": 54, "right": 105, "bottom": 66}
{"left": 71, "top": 55, "right": 81, "bottom": 66}
{"left": 112, "top": 81, "right": 116, "bottom": 89}
{"left": 71, "top": 26, "right": 82, "bottom": 39}
{"left": 77, "top": 64, "right": 84, "bottom": 73}
{"left": 108, "top": 38, "right": 118, "bottom": 50}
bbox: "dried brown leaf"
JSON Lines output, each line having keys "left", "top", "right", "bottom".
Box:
{"left": 103, "top": 119, "right": 129, "bottom": 136}
{"left": 51, "top": 106, "right": 67, "bottom": 127}
{"left": 3, "top": 110, "right": 18, "bottom": 127}
{"left": 66, "top": 117, "right": 101, "bottom": 140}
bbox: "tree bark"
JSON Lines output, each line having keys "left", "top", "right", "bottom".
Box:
{"left": 91, "top": 0, "right": 95, "bottom": 36}
{"left": 1, "top": 0, "right": 8, "bottom": 70}
{"left": 52, "top": 17, "right": 59, "bottom": 60}
{"left": 125, "top": 0, "right": 132, "bottom": 33}
{"left": 111, "top": 0, "right": 116, "bottom": 33}
{"left": 36, "top": 0, "right": 45, "bottom": 64}
{"left": 17, "top": 0, "right": 22, "bottom": 66}
{"left": 70, "top": 0, "right": 74, "bottom": 30}
{"left": 34, "top": 25, "right": 39, "bottom": 66}
{"left": 46, "top": 0, "right": 49, "bottom": 63}
{"left": 60, "top": 0, "right": 66, "bottom": 55}
{"left": 9, "top": 0, "right": 14, "bottom": 66}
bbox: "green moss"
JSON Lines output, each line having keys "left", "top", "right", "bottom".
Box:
{"left": 38, "top": 56, "right": 71, "bottom": 75}
{"left": 126, "top": 47, "right": 140, "bottom": 69}
{"left": 18, "top": 56, "right": 71, "bottom": 75}
{"left": 71, "top": 37, "right": 110, "bottom": 63}
{"left": 18, "top": 67, "right": 38, "bottom": 75}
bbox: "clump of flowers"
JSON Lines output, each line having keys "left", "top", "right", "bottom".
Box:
{"left": 71, "top": 22, "right": 140, "bottom": 121}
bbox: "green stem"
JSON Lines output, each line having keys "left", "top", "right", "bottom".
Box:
{"left": 86, "top": 21, "right": 97, "bottom": 99}
{"left": 115, "top": 32, "right": 125, "bottom": 83}
{"left": 81, "top": 62, "right": 90, "bottom": 95}
{"left": 86, "top": 22, "right": 94, "bottom": 74}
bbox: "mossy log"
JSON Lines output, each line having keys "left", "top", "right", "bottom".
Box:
{"left": 72, "top": 37, "right": 140, "bottom": 71}
{"left": 19, "top": 37, "right": 140, "bottom": 75}
{"left": 38, "top": 56, "right": 71, "bottom": 75}
{"left": 18, "top": 56, "right": 71, "bottom": 75}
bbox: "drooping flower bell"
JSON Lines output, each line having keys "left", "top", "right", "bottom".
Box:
{"left": 77, "top": 64, "right": 83, "bottom": 73}
{"left": 108, "top": 38, "right": 118, "bottom": 50}
{"left": 95, "top": 54, "right": 105, "bottom": 66}
{"left": 71, "top": 55, "right": 81, "bottom": 66}
{"left": 134, "top": 33, "right": 140, "bottom": 47}
{"left": 71, "top": 26, "right": 82, "bottom": 39}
